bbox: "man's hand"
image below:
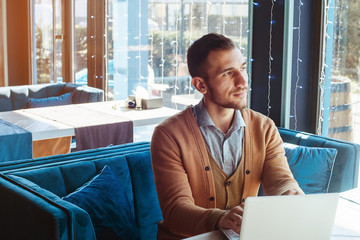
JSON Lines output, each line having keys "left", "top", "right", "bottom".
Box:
{"left": 217, "top": 204, "right": 244, "bottom": 234}
{"left": 281, "top": 189, "right": 304, "bottom": 195}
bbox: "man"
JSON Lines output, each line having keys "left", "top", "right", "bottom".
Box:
{"left": 151, "top": 33, "right": 303, "bottom": 240}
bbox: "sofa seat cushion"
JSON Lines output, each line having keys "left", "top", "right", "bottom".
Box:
{"left": 63, "top": 165, "right": 139, "bottom": 240}
{"left": 27, "top": 92, "right": 72, "bottom": 108}
{"left": 283, "top": 143, "right": 338, "bottom": 194}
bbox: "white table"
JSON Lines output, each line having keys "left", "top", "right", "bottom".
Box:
{"left": 0, "top": 101, "right": 179, "bottom": 141}
{"left": 0, "top": 101, "right": 179, "bottom": 157}
{"left": 80, "top": 101, "right": 179, "bottom": 127}
{"left": 0, "top": 109, "right": 73, "bottom": 141}
{"left": 184, "top": 189, "right": 360, "bottom": 240}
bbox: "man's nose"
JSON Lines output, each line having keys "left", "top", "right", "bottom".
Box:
{"left": 234, "top": 70, "right": 248, "bottom": 87}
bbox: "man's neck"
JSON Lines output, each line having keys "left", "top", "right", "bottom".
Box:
{"left": 204, "top": 100, "right": 235, "bottom": 134}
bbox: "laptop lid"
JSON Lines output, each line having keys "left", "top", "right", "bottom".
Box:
{"left": 239, "top": 193, "right": 339, "bottom": 240}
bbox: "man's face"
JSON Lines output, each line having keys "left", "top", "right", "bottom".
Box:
{"left": 202, "top": 48, "right": 248, "bottom": 110}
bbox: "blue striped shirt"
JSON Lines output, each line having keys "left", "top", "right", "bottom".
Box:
{"left": 192, "top": 98, "right": 246, "bottom": 176}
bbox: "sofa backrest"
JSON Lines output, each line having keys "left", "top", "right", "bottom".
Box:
{"left": 0, "top": 83, "right": 104, "bottom": 112}
{"left": 0, "top": 141, "right": 150, "bottom": 172}
{"left": 278, "top": 127, "right": 360, "bottom": 192}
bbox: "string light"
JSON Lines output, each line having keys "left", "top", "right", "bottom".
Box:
{"left": 174, "top": 0, "right": 180, "bottom": 103}
{"left": 267, "top": 0, "right": 275, "bottom": 117}
{"left": 239, "top": 0, "right": 244, "bottom": 51}
{"left": 160, "top": 0, "right": 165, "bottom": 97}
{"left": 293, "top": 0, "right": 303, "bottom": 130}
{"left": 223, "top": 0, "right": 227, "bottom": 35}
{"left": 138, "top": 0, "right": 142, "bottom": 85}
{"left": 205, "top": 1, "right": 211, "bottom": 34}
{"left": 188, "top": 0, "right": 195, "bottom": 95}
{"left": 145, "top": 1, "right": 248, "bottom": 104}
{"left": 149, "top": 2, "right": 154, "bottom": 70}
{"left": 317, "top": 0, "right": 332, "bottom": 135}
{"left": 189, "top": 0, "right": 194, "bottom": 44}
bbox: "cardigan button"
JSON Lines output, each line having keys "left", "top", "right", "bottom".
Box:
{"left": 225, "top": 181, "right": 231, "bottom": 186}
{"left": 205, "top": 166, "right": 210, "bottom": 171}
{"left": 227, "top": 205, "right": 231, "bottom": 210}
{"left": 246, "top": 170, "right": 250, "bottom": 175}
{"left": 242, "top": 199, "right": 245, "bottom": 203}
{"left": 209, "top": 197, "right": 215, "bottom": 201}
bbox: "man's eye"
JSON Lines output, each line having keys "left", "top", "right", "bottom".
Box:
{"left": 223, "top": 71, "right": 232, "bottom": 77}
{"left": 241, "top": 65, "right": 247, "bottom": 71}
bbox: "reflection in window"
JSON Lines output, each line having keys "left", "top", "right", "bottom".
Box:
{"left": 106, "top": 0, "right": 249, "bottom": 109}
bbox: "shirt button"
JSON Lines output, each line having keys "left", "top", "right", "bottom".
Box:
{"left": 227, "top": 205, "right": 231, "bottom": 210}
{"left": 246, "top": 170, "right": 251, "bottom": 175}
{"left": 209, "top": 197, "right": 215, "bottom": 201}
{"left": 205, "top": 166, "right": 210, "bottom": 171}
{"left": 225, "top": 181, "right": 231, "bottom": 186}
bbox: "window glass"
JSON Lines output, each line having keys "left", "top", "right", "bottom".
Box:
{"left": 34, "top": 0, "right": 54, "bottom": 84}
{"left": 321, "top": 1, "right": 359, "bottom": 144}
{"left": 321, "top": 0, "right": 360, "bottom": 186}
{"left": 106, "top": 0, "right": 249, "bottom": 108}
{"left": 54, "top": 0, "right": 63, "bottom": 83}
{"left": 75, "top": 0, "right": 88, "bottom": 86}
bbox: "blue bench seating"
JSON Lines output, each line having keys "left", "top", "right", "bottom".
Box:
{"left": 0, "top": 129, "right": 359, "bottom": 239}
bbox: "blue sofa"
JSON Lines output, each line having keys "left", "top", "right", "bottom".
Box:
{"left": 278, "top": 127, "right": 360, "bottom": 193}
{"left": 0, "top": 129, "right": 359, "bottom": 239}
{"left": 0, "top": 83, "right": 104, "bottom": 112}
{"left": 0, "top": 142, "right": 162, "bottom": 240}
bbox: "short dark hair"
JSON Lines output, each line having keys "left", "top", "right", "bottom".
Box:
{"left": 187, "top": 33, "right": 235, "bottom": 78}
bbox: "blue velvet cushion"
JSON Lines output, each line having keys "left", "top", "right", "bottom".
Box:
{"left": 283, "top": 143, "right": 338, "bottom": 194}
{"left": 27, "top": 92, "right": 72, "bottom": 108}
{"left": 62, "top": 165, "right": 139, "bottom": 240}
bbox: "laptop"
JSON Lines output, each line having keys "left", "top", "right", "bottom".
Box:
{"left": 221, "top": 193, "right": 339, "bottom": 240}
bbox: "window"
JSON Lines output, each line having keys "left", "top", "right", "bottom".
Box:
{"left": 320, "top": 0, "right": 360, "bottom": 144}
{"left": 30, "top": 0, "right": 250, "bottom": 105}
{"left": 75, "top": 0, "right": 88, "bottom": 86}
{"left": 33, "top": 0, "right": 63, "bottom": 84}
{"left": 105, "top": 0, "right": 250, "bottom": 108}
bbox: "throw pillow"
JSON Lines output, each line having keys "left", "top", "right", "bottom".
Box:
{"left": 62, "top": 165, "right": 139, "bottom": 240}
{"left": 283, "top": 143, "right": 338, "bottom": 194}
{"left": 27, "top": 92, "right": 72, "bottom": 108}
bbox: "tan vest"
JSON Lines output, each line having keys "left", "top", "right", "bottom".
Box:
{"left": 207, "top": 147, "right": 245, "bottom": 209}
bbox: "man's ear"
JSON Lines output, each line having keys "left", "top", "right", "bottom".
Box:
{"left": 192, "top": 77, "right": 207, "bottom": 94}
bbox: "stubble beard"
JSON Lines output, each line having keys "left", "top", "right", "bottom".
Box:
{"left": 207, "top": 88, "right": 248, "bottom": 110}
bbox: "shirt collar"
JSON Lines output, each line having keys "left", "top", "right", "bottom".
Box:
{"left": 193, "top": 98, "right": 246, "bottom": 130}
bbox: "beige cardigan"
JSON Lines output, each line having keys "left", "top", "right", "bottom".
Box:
{"left": 151, "top": 107, "right": 302, "bottom": 239}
